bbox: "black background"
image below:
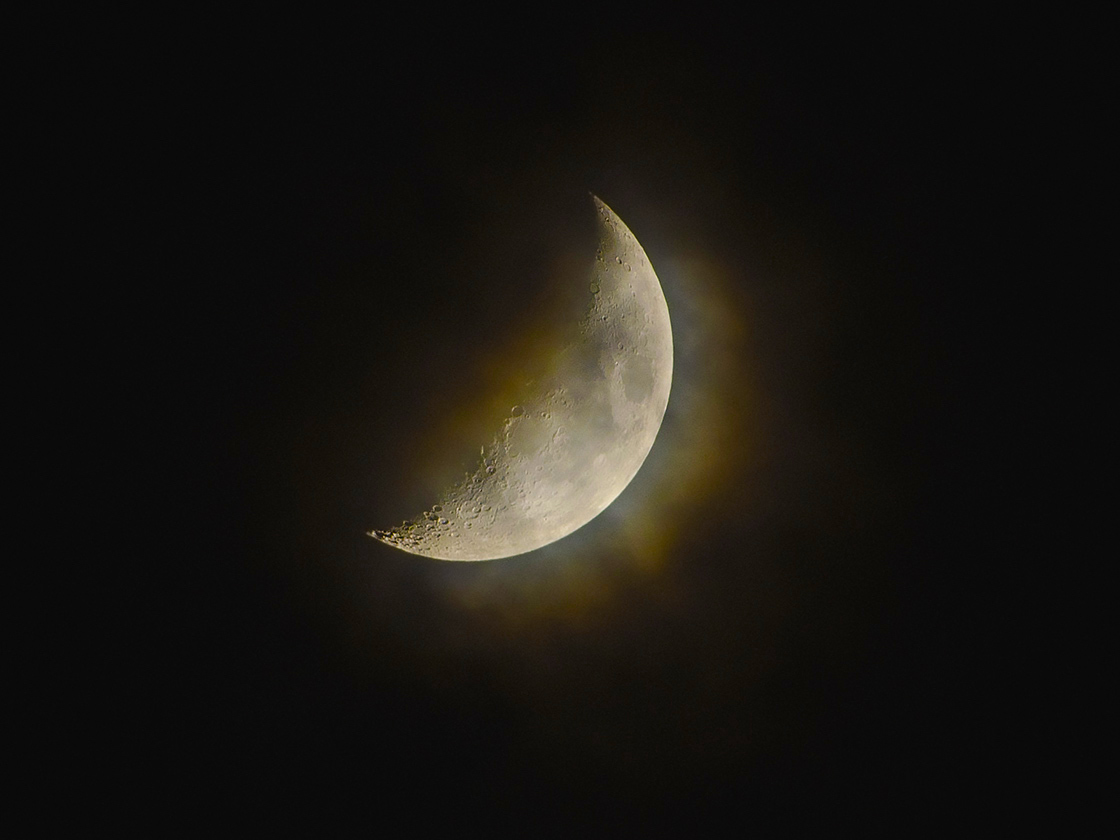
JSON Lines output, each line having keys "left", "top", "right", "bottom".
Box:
{"left": 106, "top": 17, "right": 1024, "bottom": 832}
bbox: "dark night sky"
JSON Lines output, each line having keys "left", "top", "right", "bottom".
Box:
{"left": 113, "top": 20, "right": 1021, "bottom": 832}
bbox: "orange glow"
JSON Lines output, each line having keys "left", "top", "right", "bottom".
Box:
{"left": 407, "top": 252, "right": 758, "bottom": 627}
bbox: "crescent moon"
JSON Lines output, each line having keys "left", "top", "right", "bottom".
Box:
{"left": 372, "top": 196, "right": 673, "bottom": 561}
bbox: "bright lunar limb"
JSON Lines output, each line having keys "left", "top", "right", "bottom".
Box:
{"left": 371, "top": 196, "right": 673, "bottom": 561}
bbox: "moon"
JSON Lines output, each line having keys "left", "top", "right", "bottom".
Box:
{"left": 371, "top": 196, "right": 673, "bottom": 561}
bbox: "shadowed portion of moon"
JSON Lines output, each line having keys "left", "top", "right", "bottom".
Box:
{"left": 371, "top": 196, "right": 673, "bottom": 561}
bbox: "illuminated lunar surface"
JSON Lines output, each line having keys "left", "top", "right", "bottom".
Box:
{"left": 371, "top": 197, "right": 673, "bottom": 561}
